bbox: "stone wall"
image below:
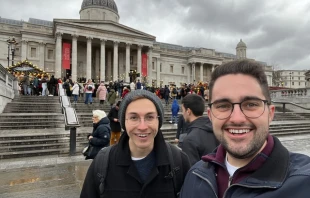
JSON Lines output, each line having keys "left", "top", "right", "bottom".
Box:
{"left": 0, "top": 65, "right": 16, "bottom": 113}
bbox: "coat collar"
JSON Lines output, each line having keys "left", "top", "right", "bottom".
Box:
{"left": 115, "top": 131, "right": 170, "bottom": 166}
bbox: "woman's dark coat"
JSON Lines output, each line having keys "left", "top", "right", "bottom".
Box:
{"left": 107, "top": 106, "right": 121, "bottom": 132}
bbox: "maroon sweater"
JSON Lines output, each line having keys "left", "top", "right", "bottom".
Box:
{"left": 201, "top": 135, "right": 274, "bottom": 198}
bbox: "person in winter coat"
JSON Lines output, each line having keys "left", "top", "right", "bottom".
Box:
{"left": 107, "top": 101, "right": 122, "bottom": 145}
{"left": 84, "top": 79, "right": 94, "bottom": 105}
{"left": 107, "top": 89, "right": 117, "bottom": 109}
{"left": 63, "top": 79, "right": 71, "bottom": 97}
{"left": 96, "top": 82, "right": 107, "bottom": 105}
{"left": 80, "top": 90, "right": 191, "bottom": 198}
{"left": 180, "top": 59, "right": 310, "bottom": 198}
{"left": 164, "top": 85, "right": 170, "bottom": 105}
{"left": 181, "top": 94, "right": 219, "bottom": 165}
{"left": 175, "top": 114, "right": 189, "bottom": 148}
{"left": 170, "top": 99, "right": 179, "bottom": 124}
{"left": 71, "top": 81, "right": 80, "bottom": 104}
{"left": 85, "top": 110, "right": 111, "bottom": 160}
{"left": 121, "top": 86, "right": 130, "bottom": 99}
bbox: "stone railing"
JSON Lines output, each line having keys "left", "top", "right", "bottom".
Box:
{"left": 270, "top": 88, "right": 310, "bottom": 99}
{"left": 0, "top": 64, "right": 18, "bottom": 113}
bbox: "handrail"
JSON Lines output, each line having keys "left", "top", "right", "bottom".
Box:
{"left": 271, "top": 100, "right": 310, "bottom": 113}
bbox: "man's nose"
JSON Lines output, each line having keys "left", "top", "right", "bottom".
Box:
{"left": 137, "top": 118, "right": 148, "bottom": 129}
{"left": 229, "top": 104, "right": 247, "bottom": 122}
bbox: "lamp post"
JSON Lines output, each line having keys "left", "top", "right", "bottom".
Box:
{"left": 7, "top": 37, "right": 18, "bottom": 66}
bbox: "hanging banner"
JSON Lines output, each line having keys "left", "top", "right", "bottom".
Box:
{"left": 62, "top": 43, "right": 71, "bottom": 70}
{"left": 142, "top": 53, "right": 148, "bottom": 77}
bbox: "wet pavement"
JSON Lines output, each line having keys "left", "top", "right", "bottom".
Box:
{"left": 1, "top": 133, "right": 310, "bottom": 197}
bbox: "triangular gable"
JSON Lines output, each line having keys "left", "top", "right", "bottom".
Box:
{"left": 55, "top": 19, "right": 155, "bottom": 40}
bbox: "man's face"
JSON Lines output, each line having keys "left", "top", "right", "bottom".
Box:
{"left": 208, "top": 74, "right": 275, "bottom": 159}
{"left": 125, "top": 99, "right": 159, "bottom": 152}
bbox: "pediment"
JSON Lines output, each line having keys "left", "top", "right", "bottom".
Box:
{"left": 55, "top": 19, "right": 155, "bottom": 40}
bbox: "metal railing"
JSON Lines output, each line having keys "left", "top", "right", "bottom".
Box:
{"left": 272, "top": 100, "right": 310, "bottom": 113}
{"left": 58, "top": 83, "right": 80, "bottom": 155}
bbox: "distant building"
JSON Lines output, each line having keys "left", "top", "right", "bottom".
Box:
{"left": 277, "top": 70, "right": 307, "bottom": 89}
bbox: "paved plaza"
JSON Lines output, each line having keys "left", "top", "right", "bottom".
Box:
{"left": 1, "top": 133, "right": 310, "bottom": 197}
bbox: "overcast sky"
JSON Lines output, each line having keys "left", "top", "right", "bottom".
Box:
{"left": 1, "top": 0, "right": 309, "bottom": 70}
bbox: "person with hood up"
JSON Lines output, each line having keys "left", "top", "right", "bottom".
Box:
{"left": 121, "top": 86, "right": 130, "bottom": 99}
{"left": 85, "top": 110, "right": 111, "bottom": 160}
{"left": 96, "top": 81, "right": 107, "bottom": 106}
{"left": 170, "top": 99, "right": 179, "bottom": 125}
{"left": 180, "top": 94, "right": 219, "bottom": 165}
{"left": 107, "top": 89, "right": 117, "bottom": 109}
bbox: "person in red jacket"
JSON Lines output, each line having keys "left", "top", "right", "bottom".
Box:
{"left": 121, "top": 86, "right": 130, "bottom": 99}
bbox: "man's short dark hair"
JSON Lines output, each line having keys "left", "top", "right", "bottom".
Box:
{"left": 209, "top": 60, "right": 270, "bottom": 102}
{"left": 182, "top": 94, "right": 205, "bottom": 117}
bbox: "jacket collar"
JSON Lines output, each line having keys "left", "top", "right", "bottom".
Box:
{"left": 115, "top": 131, "right": 170, "bottom": 166}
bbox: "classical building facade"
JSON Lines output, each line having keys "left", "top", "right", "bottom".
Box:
{"left": 277, "top": 70, "right": 307, "bottom": 89}
{"left": 0, "top": 0, "right": 273, "bottom": 87}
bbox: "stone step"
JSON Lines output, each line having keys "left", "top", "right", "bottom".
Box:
{"left": 0, "top": 124, "right": 65, "bottom": 130}
{"left": 0, "top": 137, "right": 86, "bottom": 146}
{"left": 3, "top": 110, "right": 63, "bottom": 113}
{"left": 0, "top": 121, "right": 64, "bottom": 126}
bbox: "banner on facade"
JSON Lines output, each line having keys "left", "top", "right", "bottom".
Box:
{"left": 62, "top": 43, "right": 71, "bottom": 70}
{"left": 142, "top": 53, "right": 148, "bottom": 77}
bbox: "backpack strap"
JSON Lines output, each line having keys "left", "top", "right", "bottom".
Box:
{"left": 165, "top": 142, "right": 183, "bottom": 197}
{"left": 94, "top": 145, "right": 114, "bottom": 198}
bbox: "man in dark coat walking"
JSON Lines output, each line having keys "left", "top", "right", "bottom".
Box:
{"left": 107, "top": 101, "right": 122, "bottom": 145}
{"left": 180, "top": 94, "right": 219, "bottom": 165}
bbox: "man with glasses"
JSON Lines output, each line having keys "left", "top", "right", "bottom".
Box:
{"left": 180, "top": 60, "right": 310, "bottom": 198}
{"left": 81, "top": 90, "right": 190, "bottom": 198}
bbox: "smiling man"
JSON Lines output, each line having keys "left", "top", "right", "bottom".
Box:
{"left": 180, "top": 60, "right": 310, "bottom": 198}
{"left": 81, "top": 90, "right": 190, "bottom": 198}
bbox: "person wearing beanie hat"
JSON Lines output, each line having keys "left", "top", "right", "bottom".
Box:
{"left": 84, "top": 110, "right": 111, "bottom": 160}
{"left": 81, "top": 90, "right": 191, "bottom": 198}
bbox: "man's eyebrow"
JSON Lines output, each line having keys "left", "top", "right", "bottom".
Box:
{"left": 212, "top": 96, "right": 264, "bottom": 103}
{"left": 126, "top": 112, "right": 157, "bottom": 115}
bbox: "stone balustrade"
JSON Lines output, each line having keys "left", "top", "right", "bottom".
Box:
{"left": 0, "top": 64, "right": 18, "bottom": 113}
{"left": 270, "top": 88, "right": 310, "bottom": 99}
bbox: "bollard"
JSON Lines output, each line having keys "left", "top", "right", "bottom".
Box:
{"left": 70, "top": 127, "right": 77, "bottom": 155}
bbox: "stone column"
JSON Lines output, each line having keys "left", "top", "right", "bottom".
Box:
{"left": 107, "top": 51, "right": 112, "bottom": 81}
{"left": 39, "top": 42, "right": 45, "bottom": 69}
{"left": 95, "top": 49, "right": 100, "bottom": 82}
{"left": 113, "top": 41, "right": 119, "bottom": 81}
{"left": 100, "top": 39, "right": 106, "bottom": 82}
{"left": 71, "top": 34, "right": 78, "bottom": 82}
{"left": 21, "top": 40, "right": 28, "bottom": 60}
{"left": 192, "top": 62, "right": 196, "bottom": 83}
{"left": 55, "top": 32, "right": 62, "bottom": 78}
{"left": 148, "top": 46, "right": 153, "bottom": 85}
{"left": 200, "top": 63, "right": 203, "bottom": 82}
{"left": 187, "top": 64, "right": 191, "bottom": 83}
{"left": 125, "top": 43, "right": 131, "bottom": 82}
{"left": 156, "top": 58, "right": 161, "bottom": 87}
{"left": 137, "top": 45, "right": 142, "bottom": 77}
{"left": 86, "top": 37, "right": 92, "bottom": 80}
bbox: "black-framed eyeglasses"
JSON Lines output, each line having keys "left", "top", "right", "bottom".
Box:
{"left": 208, "top": 98, "right": 269, "bottom": 120}
{"left": 125, "top": 114, "right": 160, "bottom": 126}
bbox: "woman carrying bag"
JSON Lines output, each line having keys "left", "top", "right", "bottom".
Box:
{"left": 84, "top": 110, "right": 111, "bottom": 160}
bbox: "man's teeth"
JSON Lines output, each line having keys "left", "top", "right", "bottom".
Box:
{"left": 229, "top": 129, "right": 250, "bottom": 134}
{"left": 138, "top": 134, "right": 148, "bottom": 137}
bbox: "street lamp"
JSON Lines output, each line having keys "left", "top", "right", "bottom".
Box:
{"left": 7, "top": 37, "right": 18, "bottom": 67}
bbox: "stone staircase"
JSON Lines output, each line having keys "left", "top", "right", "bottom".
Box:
{"left": 1, "top": 96, "right": 310, "bottom": 159}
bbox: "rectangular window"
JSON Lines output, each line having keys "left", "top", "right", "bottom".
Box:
{"left": 152, "top": 62, "right": 155, "bottom": 70}
{"left": 170, "top": 65, "right": 174, "bottom": 73}
{"left": 299, "top": 82, "right": 301, "bottom": 86}
{"left": 292, "top": 82, "right": 294, "bottom": 86}
{"left": 182, "top": 67, "right": 185, "bottom": 74}
{"left": 31, "top": 47, "right": 36, "bottom": 58}
{"left": 130, "top": 56, "right": 133, "bottom": 64}
{"left": 48, "top": 50, "right": 54, "bottom": 59}
{"left": 299, "top": 77, "right": 300, "bottom": 80}
{"left": 160, "top": 64, "right": 162, "bottom": 72}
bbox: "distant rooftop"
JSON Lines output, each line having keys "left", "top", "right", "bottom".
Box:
{"left": 155, "top": 42, "right": 195, "bottom": 51}
{"left": 0, "top": 17, "right": 53, "bottom": 27}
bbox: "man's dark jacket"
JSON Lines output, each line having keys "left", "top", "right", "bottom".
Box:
{"left": 107, "top": 107, "right": 121, "bottom": 132}
{"left": 181, "top": 116, "right": 219, "bottom": 165}
{"left": 180, "top": 136, "right": 310, "bottom": 198}
{"left": 80, "top": 131, "right": 191, "bottom": 198}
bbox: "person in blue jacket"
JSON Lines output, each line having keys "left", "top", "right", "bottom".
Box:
{"left": 180, "top": 59, "right": 310, "bottom": 198}
{"left": 170, "top": 99, "right": 179, "bottom": 125}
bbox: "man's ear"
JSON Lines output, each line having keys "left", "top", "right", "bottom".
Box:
{"left": 207, "top": 108, "right": 213, "bottom": 122}
{"left": 268, "top": 104, "right": 275, "bottom": 123}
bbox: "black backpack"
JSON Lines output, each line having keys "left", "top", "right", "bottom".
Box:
{"left": 94, "top": 142, "right": 183, "bottom": 198}
{"left": 172, "top": 88, "right": 177, "bottom": 94}
{"left": 87, "top": 85, "right": 93, "bottom": 91}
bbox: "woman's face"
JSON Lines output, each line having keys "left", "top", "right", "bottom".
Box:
{"left": 92, "top": 115, "right": 100, "bottom": 123}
